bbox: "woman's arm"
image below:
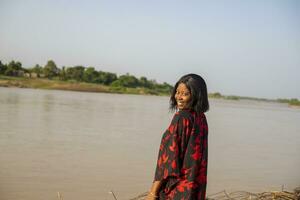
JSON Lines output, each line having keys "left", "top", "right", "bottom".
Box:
{"left": 146, "top": 180, "right": 163, "bottom": 199}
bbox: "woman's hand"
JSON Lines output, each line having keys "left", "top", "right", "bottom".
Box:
{"left": 146, "top": 180, "right": 162, "bottom": 200}
{"left": 145, "top": 191, "right": 158, "bottom": 200}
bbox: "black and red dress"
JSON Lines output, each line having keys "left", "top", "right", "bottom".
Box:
{"left": 154, "top": 109, "right": 208, "bottom": 200}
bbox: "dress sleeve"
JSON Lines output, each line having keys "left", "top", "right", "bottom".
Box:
{"left": 154, "top": 111, "right": 193, "bottom": 182}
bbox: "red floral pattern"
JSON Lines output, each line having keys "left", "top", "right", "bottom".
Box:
{"left": 154, "top": 110, "right": 208, "bottom": 200}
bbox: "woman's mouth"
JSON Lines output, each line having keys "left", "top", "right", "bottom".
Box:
{"left": 177, "top": 101, "right": 184, "bottom": 106}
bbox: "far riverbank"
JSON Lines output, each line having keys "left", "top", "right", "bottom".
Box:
{"left": 0, "top": 75, "right": 299, "bottom": 107}
{"left": 0, "top": 75, "right": 165, "bottom": 96}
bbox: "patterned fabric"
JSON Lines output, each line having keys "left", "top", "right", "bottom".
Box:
{"left": 154, "top": 109, "right": 208, "bottom": 200}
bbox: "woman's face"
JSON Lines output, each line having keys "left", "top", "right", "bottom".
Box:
{"left": 175, "top": 83, "right": 191, "bottom": 110}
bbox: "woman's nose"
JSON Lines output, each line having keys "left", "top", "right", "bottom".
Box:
{"left": 177, "top": 94, "right": 183, "bottom": 99}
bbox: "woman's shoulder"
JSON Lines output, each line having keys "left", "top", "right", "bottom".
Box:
{"left": 171, "top": 109, "right": 195, "bottom": 123}
{"left": 177, "top": 109, "right": 193, "bottom": 118}
{"left": 173, "top": 110, "right": 206, "bottom": 122}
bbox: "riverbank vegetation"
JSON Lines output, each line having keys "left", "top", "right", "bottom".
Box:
{"left": 209, "top": 92, "right": 300, "bottom": 107}
{"left": 0, "top": 60, "right": 172, "bottom": 95}
{"left": 277, "top": 98, "right": 300, "bottom": 106}
{"left": 0, "top": 59, "right": 299, "bottom": 106}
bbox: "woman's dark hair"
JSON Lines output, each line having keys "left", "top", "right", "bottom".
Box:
{"left": 170, "top": 74, "right": 209, "bottom": 113}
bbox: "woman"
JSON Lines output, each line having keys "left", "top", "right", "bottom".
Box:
{"left": 146, "top": 74, "right": 209, "bottom": 200}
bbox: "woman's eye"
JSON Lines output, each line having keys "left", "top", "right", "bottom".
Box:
{"left": 176, "top": 91, "right": 189, "bottom": 96}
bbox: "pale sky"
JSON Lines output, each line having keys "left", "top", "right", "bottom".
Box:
{"left": 0, "top": 0, "right": 299, "bottom": 99}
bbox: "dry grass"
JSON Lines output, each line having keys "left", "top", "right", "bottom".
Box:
{"left": 0, "top": 76, "right": 112, "bottom": 93}
{"left": 129, "top": 187, "right": 300, "bottom": 200}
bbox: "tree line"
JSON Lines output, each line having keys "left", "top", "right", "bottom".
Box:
{"left": 0, "top": 60, "right": 173, "bottom": 93}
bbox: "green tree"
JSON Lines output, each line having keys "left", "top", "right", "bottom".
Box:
{"left": 289, "top": 98, "right": 300, "bottom": 106}
{"left": 0, "top": 61, "right": 7, "bottom": 74}
{"left": 83, "top": 67, "right": 99, "bottom": 83}
{"left": 98, "top": 71, "right": 117, "bottom": 85}
{"left": 66, "top": 66, "right": 85, "bottom": 81}
{"left": 111, "top": 73, "right": 138, "bottom": 88}
{"left": 31, "top": 64, "right": 43, "bottom": 77}
{"left": 147, "top": 79, "right": 158, "bottom": 89}
{"left": 139, "top": 76, "right": 151, "bottom": 88}
{"left": 43, "top": 60, "right": 59, "bottom": 78}
{"left": 59, "top": 66, "right": 67, "bottom": 81}
{"left": 154, "top": 82, "right": 173, "bottom": 93}
{"left": 209, "top": 92, "right": 222, "bottom": 98}
{"left": 4, "top": 60, "right": 23, "bottom": 76}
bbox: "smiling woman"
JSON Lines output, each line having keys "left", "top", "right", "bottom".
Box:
{"left": 169, "top": 74, "right": 209, "bottom": 114}
{"left": 146, "top": 74, "right": 209, "bottom": 200}
{"left": 174, "top": 83, "right": 191, "bottom": 110}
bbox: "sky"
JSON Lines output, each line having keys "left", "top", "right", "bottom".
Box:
{"left": 0, "top": 0, "right": 299, "bottom": 99}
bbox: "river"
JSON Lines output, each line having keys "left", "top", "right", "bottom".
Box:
{"left": 0, "top": 87, "right": 299, "bottom": 200}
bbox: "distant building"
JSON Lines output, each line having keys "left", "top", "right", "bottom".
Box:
{"left": 24, "top": 72, "right": 45, "bottom": 78}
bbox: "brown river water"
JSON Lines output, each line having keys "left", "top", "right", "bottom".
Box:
{"left": 0, "top": 87, "right": 299, "bottom": 200}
